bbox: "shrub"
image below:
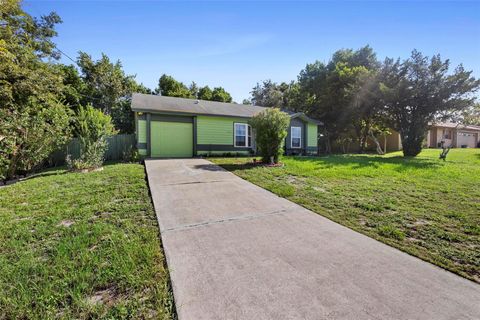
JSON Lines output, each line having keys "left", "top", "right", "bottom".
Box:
{"left": 67, "top": 105, "right": 116, "bottom": 170}
{"left": 249, "top": 108, "right": 290, "bottom": 164}
{"left": 0, "top": 99, "right": 71, "bottom": 180}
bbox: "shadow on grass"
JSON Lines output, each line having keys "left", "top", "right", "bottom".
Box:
{"left": 289, "top": 154, "right": 443, "bottom": 171}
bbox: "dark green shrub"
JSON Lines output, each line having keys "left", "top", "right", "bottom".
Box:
{"left": 249, "top": 108, "right": 290, "bottom": 164}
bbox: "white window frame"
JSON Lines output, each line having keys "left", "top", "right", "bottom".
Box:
{"left": 291, "top": 126, "right": 302, "bottom": 149}
{"left": 234, "top": 123, "right": 251, "bottom": 147}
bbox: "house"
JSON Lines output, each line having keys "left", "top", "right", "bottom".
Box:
{"left": 426, "top": 122, "right": 480, "bottom": 148}
{"left": 131, "top": 93, "right": 322, "bottom": 158}
{"left": 384, "top": 122, "right": 480, "bottom": 152}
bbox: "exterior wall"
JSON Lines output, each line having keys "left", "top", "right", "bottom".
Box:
{"left": 385, "top": 130, "right": 402, "bottom": 152}
{"left": 285, "top": 118, "right": 306, "bottom": 155}
{"left": 136, "top": 112, "right": 321, "bottom": 157}
{"left": 196, "top": 115, "right": 254, "bottom": 154}
{"left": 427, "top": 126, "right": 479, "bottom": 148}
{"left": 136, "top": 115, "right": 148, "bottom": 156}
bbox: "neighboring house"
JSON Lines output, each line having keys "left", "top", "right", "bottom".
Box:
{"left": 385, "top": 122, "right": 480, "bottom": 152}
{"left": 426, "top": 122, "right": 480, "bottom": 148}
{"left": 131, "top": 93, "right": 322, "bottom": 158}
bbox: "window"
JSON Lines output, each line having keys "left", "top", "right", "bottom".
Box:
{"left": 234, "top": 123, "right": 251, "bottom": 147}
{"left": 291, "top": 126, "right": 301, "bottom": 148}
{"left": 443, "top": 129, "right": 451, "bottom": 139}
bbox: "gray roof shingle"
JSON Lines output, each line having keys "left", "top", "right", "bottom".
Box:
{"left": 131, "top": 93, "right": 267, "bottom": 118}
{"left": 131, "top": 93, "right": 322, "bottom": 124}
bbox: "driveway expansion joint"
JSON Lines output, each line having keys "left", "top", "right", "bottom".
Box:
{"left": 162, "top": 208, "right": 294, "bottom": 233}
{"left": 155, "top": 179, "right": 234, "bottom": 187}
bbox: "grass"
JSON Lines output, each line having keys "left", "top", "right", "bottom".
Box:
{"left": 211, "top": 149, "right": 480, "bottom": 283}
{"left": 0, "top": 163, "right": 175, "bottom": 319}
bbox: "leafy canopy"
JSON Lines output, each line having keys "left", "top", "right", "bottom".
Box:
{"left": 381, "top": 50, "right": 480, "bottom": 156}
{"left": 0, "top": 0, "right": 71, "bottom": 179}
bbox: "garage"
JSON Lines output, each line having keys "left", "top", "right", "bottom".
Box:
{"left": 457, "top": 131, "right": 477, "bottom": 148}
{"left": 150, "top": 119, "right": 193, "bottom": 158}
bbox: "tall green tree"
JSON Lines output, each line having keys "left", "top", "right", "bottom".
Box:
{"left": 155, "top": 74, "right": 192, "bottom": 98}
{"left": 76, "top": 52, "right": 141, "bottom": 133}
{"left": 381, "top": 51, "right": 480, "bottom": 156}
{"left": 0, "top": 0, "right": 71, "bottom": 179}
{"left": 211, "top": 87, "right": 232, "bottom": 102}
{"left": 297, "top": 46, "right": 379, "bottom": 152}
{"left": 189, "top": 81, "right": 199, "bottom": 98}
{"left": 198, "top": 85, "right": 213, "bottom": 100}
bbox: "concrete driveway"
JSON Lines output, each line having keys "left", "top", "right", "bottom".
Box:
{"left": 145, "top": 159, "right": 480, "bottom": 320}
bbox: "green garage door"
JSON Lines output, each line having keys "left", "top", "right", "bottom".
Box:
{"left": 151, "top": 121, "right": 193, "bottom": 157}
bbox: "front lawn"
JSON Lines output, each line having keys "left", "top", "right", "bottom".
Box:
{"left": 211, "top": 149, "right": 480, "bottom": 283}
{"left": 0, "top": 163, "right": 175, "bottom": 319}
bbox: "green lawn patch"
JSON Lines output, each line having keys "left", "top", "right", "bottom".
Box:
{"left": 0, "top": 163, "right": 175, "bottom": 319}
{"left": 211, "top": 149, "right": 480, "bottom": 283}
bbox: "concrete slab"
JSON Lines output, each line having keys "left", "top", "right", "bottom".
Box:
{"left": 145, "top": 159, "right": 480, "bottom": 320}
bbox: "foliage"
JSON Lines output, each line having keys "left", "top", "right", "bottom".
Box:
{"left": 0, "top": 0, "right": 71, "bottom": 180}
{"left": 76, "top": 52, "right": 142, "bottom": 134}
{"left": 211, "top": 86, "right": 232, "bottom": 102}
{"left": 249, "top": 108, "right": 290, "bottom": 163}
{"left": 188, "top": 81, "right": 199, "bottom": 98}
{"left": 381, "top": 51, "right": 480, "bottom": 156}
{"left": 198, "top": 85, "right": 213, "bottom": 100}
{"left": 156, "top": 74, "right": 234, "bottom": 103}
{"left": 156, "top": 74, "right": 192, "bottom": 98}
{"left": 296, "top": 46, "right": 380, "bottom": 153}
{"left": 212, "top": 148, "right": 480, "bottom": 283}
{"left": 250, "top": 80, "right": 301, "bottom": 109}
{"left": 0, "top": 163, "right": 175, "bottom": 318}
{"left": 68, "top": 105, "right": 116, "bottom": 170}
{"left": 460, "top": 103, "right": 480, "bottom": 126}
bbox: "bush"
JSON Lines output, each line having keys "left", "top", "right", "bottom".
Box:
{"left": 67, "top": 105, "right": 116, "bottom": 170}
{"left": 249, "top": 108, "right": 290, "bottom": 164}
{"left": 0, "top": 99, "right": 71, "bottom": 180}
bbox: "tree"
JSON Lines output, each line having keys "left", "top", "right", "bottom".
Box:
{"left": 381, "top": 51, "right": 480, "bottom": 156}
{"left": 211, "top": 87, "right": 232, "bottom": 102}
{"left": 67, "top": 105, "right": 116, "bottom": 170}
{"left": 0, "top": 0, "right": 71, "bottom": 180}
{"left": 249, "top": 109, "right": 290, "bottom": 164}
{"left": 251, "top": 80, "right": 284, "bottom": 107}
{"left": 460, "top": 103, "right": 480, "bottom": 126}
{"left": 55, "top": 64, "right": 85, "bottom": 112}
{"left": 77, "top": 52, "right": 141, "bottom": 133}
{"left": 155, "top": 74, "right": 192, "bottom": 98}
{"left": 297, "top": 46, "right": 379, "bottom": 153}
{"left": 198, "top": 86, "right": 213, "bottom": 100}
{"left": 242, "top": 98, "right": 252, "bottom": 105}
{"left": 189, "top": 81, "right": 199, "bottom": 98}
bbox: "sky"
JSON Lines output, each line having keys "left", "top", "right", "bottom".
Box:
{"left": 25, "top": 0, "right": 480, "bottom": 103}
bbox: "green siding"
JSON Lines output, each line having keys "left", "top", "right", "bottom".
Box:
{"left": 197, "top": 116, "right": 248, "bottom": 145}
{"left": 307, "top": 123, "right": 318, "bottom": 147}
{"left": 137, "top": 120, "right": 147, "bottom": 143}
{"left": 151, "top": 121, "right": 193, "bottom": 157}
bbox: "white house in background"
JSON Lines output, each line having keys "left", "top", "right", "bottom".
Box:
{"left": 426, "top": 122, "right": 480, "bottom": 148}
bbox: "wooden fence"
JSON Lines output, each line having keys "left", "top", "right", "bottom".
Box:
{"left": 49, "top": 134, "right": 136, "bottom": 166}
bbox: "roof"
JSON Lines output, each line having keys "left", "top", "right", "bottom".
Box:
{"left": 430, "top": 122, "right": 480, "bottom": 131}
{"left": 132, "top": 93, "right": 266, "bottom": 118}
{"left": 131, "top": 93, "right": 322, "bottom": 124}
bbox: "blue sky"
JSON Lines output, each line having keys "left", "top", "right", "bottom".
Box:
{"left": 26, "top": 0, "right": 480, "bottom": 102}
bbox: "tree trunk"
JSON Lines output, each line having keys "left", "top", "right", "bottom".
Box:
{"left": 401, "top": 132, "right": 424, "bottom": 157}
{"left": 369, "top": 131, "right": 384, "bottom": 155}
